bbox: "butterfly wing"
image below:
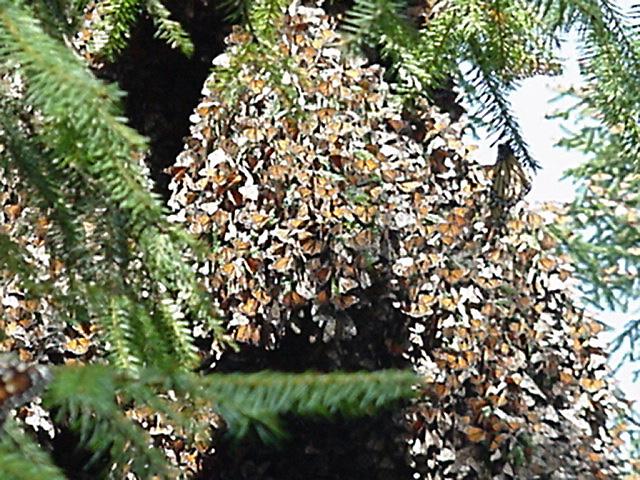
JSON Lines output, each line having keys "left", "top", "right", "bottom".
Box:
{"left": 489, "top": 145, "right": 532, "bottom": 224}
{"left": 0, "top": 354, "right": 51, "bottom": 425}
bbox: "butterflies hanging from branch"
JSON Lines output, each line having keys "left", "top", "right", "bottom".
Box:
{"left": 0, "top": 354, "right": 51, "bottom": 427}
{"left": 488, "top": 143, "right": 532, "bottom": 225}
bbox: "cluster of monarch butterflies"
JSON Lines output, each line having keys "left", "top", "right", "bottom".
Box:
{"left": 0, "top": 354, "right": 50, "bottom": 426}
{"left": 488, "top": 143, "right": 532, "bottom": 226}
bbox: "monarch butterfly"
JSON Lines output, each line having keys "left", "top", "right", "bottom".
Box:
{"left": 234, "top": 323, "right": 261, "bottom": 345}
{"left": 0, "top": 354, "right": 51, "bottom": 425}
{"left": 489, "top": 144, "right": 531, "bottom": 225}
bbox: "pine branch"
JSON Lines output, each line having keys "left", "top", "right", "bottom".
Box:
{"left": 89, "top": 0, "right": 145, "bottom": 60}
{"left": 0, "top": 98, "right": 130, "bottom": 320}
{"left": 546, "top": 0, "right": 640, "bottom": 317}
{"left": 43, "top": 364, "right": 418, "bottom": 473}
{"left": 155, "top": 295, "right": 199, "bottom": 367}
{"left": 463, "top": 54, "right": 539, "bottom": 170}
{"left": 0, "top": 0, "right": 223, "bottom": 370}
{"left": 216, "top": 0, "right": 251, "bottom": 22}
{"left": 46, "top": 365, "right": 171, "bottom": 478}
{"left": 0, "top": 419, "right": 66, "bottom": 480}
{"left": 343, "top": 0, "right": 458, "bottom": 92}
{"left": 572, "top": 0, "right": 640, "bottom": 159}
{"left": 541, "top": 0, "right": 640, "bottom": 321}
{"left": 591, "top": 0, "right": 639, "bottom": 67}
{"left": 29, "top": 0, "right": 73, "bottom": 37}
{"left": 0, "top": 233, "right": 34, "bottom": 280}
{"left": 104, "top": 295, "right": 141, "bottom": 374}
{"left": 342, "top": 0, "right": 409, "bottom": 38}
{"left": 549, "top": 94, "right": 640, "bottom": 312}
{"left": 528, "top": 0, "right": 580, "bottom": 33}
{"left": 137, "top": 226, "right": 225, "bottom": 363}
{"left": 205, "top": 369, "right": 417, "bottom": 442}
{"left": 247, "top": 0, "right": 290, "bottom": 40}
{"left": 0, "top": 2, "right": 153, "bottom": 229}
{"left": 0, "top": 108, "right": 82, "bottom": 262}
{"left": 343, "top": 0, "right": 549, "bottom": 167}
{"left": 632, "top": 2, "right": 640, "bottom": 28}
{"left": 146, "top": 0, "right": 194, "bottom": 57}
{"left": 78, "top": 0, "right": 194, "bottom": 60}
{"left": 609, "top": 317, "right": 640, "bottom": 378}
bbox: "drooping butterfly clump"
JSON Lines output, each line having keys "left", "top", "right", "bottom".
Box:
{"left": 167, "top": 4, "right": 478, "bottom": 350}
{"left": 167, "top": 2, "right": 626, "bottom": 478}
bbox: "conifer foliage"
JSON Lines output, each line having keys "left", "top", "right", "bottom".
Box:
{"left": 534, "top": 4, "right": 640, "bottom": 457}
{"left": 73, "top": 0, "right": 195, "bottom": 62}
{"left": 541, "top": 0, "right": 640, "bottom": 366}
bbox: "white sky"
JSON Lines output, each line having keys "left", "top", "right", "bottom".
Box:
{"left": 469, "top": 34, "right": 583, "bottom": 202}
{"left": 466, "top": 14, "right": 640, "bottom": 406}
